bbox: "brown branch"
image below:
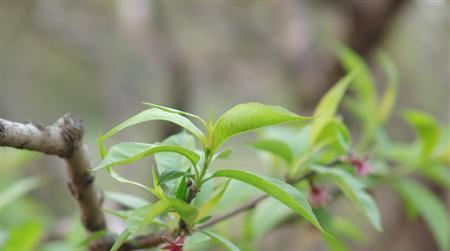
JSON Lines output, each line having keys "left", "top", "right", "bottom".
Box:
{"left": 0, "top": 114, "right": 106, "bottom": 232}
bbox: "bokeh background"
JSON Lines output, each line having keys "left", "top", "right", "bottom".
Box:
{"left": 1, "top": 1, "right": 449, "bottom": 251}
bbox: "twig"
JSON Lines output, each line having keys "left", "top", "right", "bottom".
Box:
{"left": 0, "top": 114, "right": 106, "bottom": 232}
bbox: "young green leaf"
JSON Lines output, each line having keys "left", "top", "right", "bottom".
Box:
{"left": 106, "top": 166, "right": 152, "bottom": 191}
{"left": 309, "top": 70, "right": 356, "bottom": 149}
{"left": 104, "top": 191, "right": 149, "bottom": 209}
{"left": 213, "top": 169, "right": 325, "bottom": 233}
{"left": 212, "top": 103, "right": 312, "bottom": 151}
{"left": 250, "top": 139, "right": 294, "bottom": 165}
{"left": 127, "top": 200, "right": 171, "bottom": 234}
{"left": 158, "top": 168, "right": 194, "bottom": 186}
{"left": 94, "top": 142, "right": 200, "bottom": 171}
{"left": 142, "top": 102, "right": 207, "bottom": 128}
{"left": 167, "top": 198, "right": 199, "bottom": 225}
{"left": 376, "top": 51, "right": 399, "bottom": 124}
{"left": 403, "top": 110, "right": 440, "bottom": 160}
{"left": 200, "top": 230, "right": 241, "bottom": 251}
{"left": 213, "top": 148, "right": 233, "bottom": 160}
{"left": 155, "top": 131, "right": 197, "bottom": 173}
{"left": 311, "top": 165, "right": 382, "bottom": 231}
{"left": 335, "top": 44, "right": 378, "bottom": 148}
{"left": 99, "top": 108, "right": 205, "bottom": 143}
{"left": 196, "top": 180, "right": 231, "bottom": 221}
{"left": 110, "top": 229, "right": 131, "bottom": 251}
{"left": 393, "top": 179, "right": 449, "bottom": 251}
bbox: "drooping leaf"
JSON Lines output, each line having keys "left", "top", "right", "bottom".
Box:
{"left": 393, "top": 179, "right": 449, "bottom": 251}
{"left": 94, "top": 142, "right": 200, "bottom": 171}
{"left": 76, "top": 230, "right": 109, "bottom": 247}
{"left": 0, "top": 176, "right": 44, "bottom": 209}
{"left": 127, "top": 200, "right": 171, "bottom": 234}
{"left": 309, "top": 70, "right": 356, "bottom": 148}
{"left": 376, "top": 51, "right": 399, "bottom": 124}
{"left": 104, "top": 191, "right": 149, "bottom": 209}
{"left": 3, "top": 220, "right": 43, "bottom": 251}
{"left": 311, "top": 165, "right": 382, "bottom": 231}
{"left": 99, "top": 108, "right": 205, "bottom": 143}
{"left": 250, "top": 139, "right": 294, "bottom": 165}
{"left": 213, "top": 169, "right": 325, "bottom": 233}
{"left": 403, "top": 110, "right": 440, "bottom": 160}
{"left": 212, "top": 103, "right": 312, "bottom": 151}
{"left": 200, "top": 230, "right": 241, "bottom": 251}
{"left": 196, "top": 180, "right": 231, "bottom": 221}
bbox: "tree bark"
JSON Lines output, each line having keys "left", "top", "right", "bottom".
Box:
{"left": 0, "top": 114, "right": 106, "bottom": 232}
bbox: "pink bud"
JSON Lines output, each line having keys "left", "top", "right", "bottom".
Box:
{"left": 309, "top": 186, "right": 331, "bottom": 208}
{"left": 349, "top": 156, "right": 373, "bottom": 177}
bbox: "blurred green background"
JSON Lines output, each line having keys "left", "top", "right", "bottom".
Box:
{"left": 1, "top": 1, "right": 449, "bottom": 251}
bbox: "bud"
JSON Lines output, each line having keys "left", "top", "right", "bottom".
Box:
{"left": 348, "top": 155, "right": 373, "bottom": 177}
{"left": 162, "top": 235, "right": 184, "bottom": 251}
{"left": 309, "top": 186, "right": 331, "bottom": 208}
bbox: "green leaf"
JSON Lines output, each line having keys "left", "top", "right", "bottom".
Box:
{"left": 0, "top": 176, "right": 44, "bottom": 209}
{"left": 167, "top": 198, "right": 199, "bottom": 225}
{"left": 213, "top": 169, "right": 325, "bottom": 233}
{"left": 94, "top": 142, "right": 200, "bottom": 171}
{"left": 311, "top": 166, "right": 382, "bottom": 231}
{"left": 376, "top": 51, "right": 399, "bottom": 124}
{"left": 335, "top": 44, "right": 378, "bottom": 148}
{"left": 110, "top": 230, "right": 131, "bottom": 251}
{"left": 250, "top": 139, "right": 294, "bottom": 165}
{"left": 142, "top": 102, "right": 207, "bottom": 127}
{"left": 314, "top": 119, "right": 351, "bottom": 154}
{"left": 393, "top": 179, "right": 449, "bottom": 251}
{"left": 104, "top": 191, "right": 149, "bottom": 209}
{"left": 309, "top": 70, "right": 356, "bottom": 148}
{"left": 213, "top": 148, "right": 233, "bottom": 160}
{"left": 197, "top": 180, "right": 231, "bottom": 221}
{"left": 212, "top": 103, "right": 312, "bottom": 151}
{"left": 99, "top": 108, "right": 205, "bottom": 143}
{"left": 158, "top": 168, "right": 193, "bottom": 186}
{"left": 200, "top": 230, "right": 241, "bottom": 251}
{"left": 155, "top": 131, "right": 197, "bottom": 172}
{"left": 403, "top": 110, "right": 440, "bottom": 160}
{"left": 335, "top": 44, "right": 377, "bottom": 109}
{"left": 3, "top": 220, "right": 43, "bottom": 251}
{"left": 106, "top": 166, "right": 152, "bottom": 191}
{"left": 127, "top": 200, "right": 171, "bottom": 234}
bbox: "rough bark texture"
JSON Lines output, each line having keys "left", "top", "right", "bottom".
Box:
{"left": 0, "top": 114, "right": 106, "bottom": 232}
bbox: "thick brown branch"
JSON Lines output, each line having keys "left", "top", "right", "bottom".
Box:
{"left": 0, "top": 114, "right": 106, "bottom": 232}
